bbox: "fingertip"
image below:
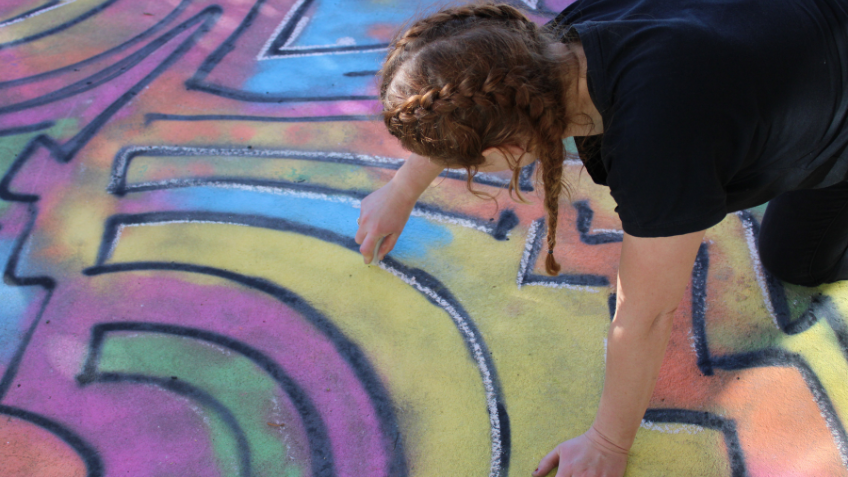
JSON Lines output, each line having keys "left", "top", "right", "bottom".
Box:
{"left": 534, "top": 450, "right": 557, "bottom": 477}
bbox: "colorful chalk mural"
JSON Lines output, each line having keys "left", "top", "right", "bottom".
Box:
{"left": 1, "top": 1, "right": 848, "bottom": 476}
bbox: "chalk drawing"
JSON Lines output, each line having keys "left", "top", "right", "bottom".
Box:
{"left": 2, "top": 1, "right": 848, "bottom": 476}
{"left": 0, "top": 1, "right": 73, "bottom": 29}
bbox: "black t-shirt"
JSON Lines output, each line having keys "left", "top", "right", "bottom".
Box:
{"left": 546, "top": 0, "right": 848, "bottom": 237}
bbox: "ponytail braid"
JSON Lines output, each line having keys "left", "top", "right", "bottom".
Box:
{"left": 380, "top": 3, "right": 576, "bottom": 275}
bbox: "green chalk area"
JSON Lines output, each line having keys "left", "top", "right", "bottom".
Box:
{"left": 96, "top": 333, "right": 304, "bottom": 477}
{"left": 0, "top": 120, "right": 75, "bottom": 215}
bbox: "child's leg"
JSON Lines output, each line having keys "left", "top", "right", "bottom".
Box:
{"left": 758, "top": 181, "right": 848, "bottom": 286}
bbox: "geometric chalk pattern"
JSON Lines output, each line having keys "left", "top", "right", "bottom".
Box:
{"left": 2, "top": 1, "right": 848, "bottom": 477}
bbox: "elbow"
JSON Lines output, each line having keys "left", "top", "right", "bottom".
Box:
{"left": 650, "top": 307, "right": 678, "bottom": 334}
{"left": 610, "top": 304, "right": 678, "bottom": 342}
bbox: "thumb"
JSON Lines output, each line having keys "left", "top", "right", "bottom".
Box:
{"left": 534, "top": 448, "right": 560, "bottom": 477}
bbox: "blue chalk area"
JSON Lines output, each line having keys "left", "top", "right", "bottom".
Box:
{"left": 165, "top": 187, "right": 453, "bottom": 261}
{"left": 245, "top": 0, "right": 441, "bottom": 98}
{"left": 246, "top": 52, "right": 384, "bottom": 98}
{"left": 291, "top": 0, "right": 423, "bottom": 47}
{"left": 0, "top": 239, "right": 39, "bottom": 364}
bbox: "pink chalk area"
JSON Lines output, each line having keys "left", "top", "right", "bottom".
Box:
{"left": 2, "top": 273, "right": 390, "bottom": 477}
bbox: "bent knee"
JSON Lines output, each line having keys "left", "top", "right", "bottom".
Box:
{"left": 758, "top": 240, "right": 835, "bottom": 287}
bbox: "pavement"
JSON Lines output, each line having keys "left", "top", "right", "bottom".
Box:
{"left": 1, "top": 1, "right": 847, "bottom": 476}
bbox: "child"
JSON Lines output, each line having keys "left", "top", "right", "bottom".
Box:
{"left": 355, "top": 1, "right": 848, "bottom": 475}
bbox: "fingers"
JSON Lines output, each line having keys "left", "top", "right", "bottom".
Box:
{"left": 360, "top": 233, "right": 395, "bottom": 264}
{"left": 533, "top": 448, "right": 560, "bottom": 477}
{"left": 377, "top": 234, "right": 399, "bottom": 261}
{"left": 367, "top": 236, "right": 386, "bottom": 265}
{"left": 359, "top": 233, "right": 379, "bottom": 264}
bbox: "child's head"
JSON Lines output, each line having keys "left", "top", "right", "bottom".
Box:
{"left": 380, "top": 3, "right": 573, "bottom": 274}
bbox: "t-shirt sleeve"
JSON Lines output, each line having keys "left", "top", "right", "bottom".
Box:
{"left": 588, "top": 27, "right": 733, "bottom": 237}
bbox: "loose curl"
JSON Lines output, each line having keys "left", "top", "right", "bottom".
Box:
{"left": 380, "top": 3, "right": 574, "bottom": 275}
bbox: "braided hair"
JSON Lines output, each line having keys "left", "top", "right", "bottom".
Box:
{"left": 380, "top": 3, "right": 573, "bottom": 275}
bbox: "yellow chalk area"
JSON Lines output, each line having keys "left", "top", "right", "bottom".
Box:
{"left": 627, "top": 425, "right": 730, "bottom": 477}
{"left": 393, "top": 221, "right": 733, "bottom": 475}
{"left": 700, "top": 217, "right": 784, "bottom": 352}
{"left": 108, "top": 222, "right": 491, "bottom": 476}
{"left": 0, "top": 0, "right": 114, "bottom": 43}
{"left": 108, "top": 216, "right": 742, "bottom": 475}
{"left": 782, "top": 318, "right": 848, "bottom": 432}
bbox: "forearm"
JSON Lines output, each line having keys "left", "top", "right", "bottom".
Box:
{"left": 392, "top": 153, "right": 445, "bottom": 202}
{"left": 590, "top": 230, "right": 705, "bottom": 452}
{"left": 592, "top": 304, "right": 675, "bottom": 451}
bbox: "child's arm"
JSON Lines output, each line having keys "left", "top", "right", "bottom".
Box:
{"left": 355, "top": 153, "right": 445, "bottom": 263}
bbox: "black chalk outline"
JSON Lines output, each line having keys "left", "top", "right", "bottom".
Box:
{"left": 0, "top": 0, "right": 191, "bottom": 90}
{"left": 0, "top": 0, "right": 120, "bottom": 51}
{"left": 689, "top": 241, "right": 848, "bottom": 468}
{"left": 144, "top": 113, "right": 377, "bottom": 125}
{"left": 0, "top": 120, "right": 54, "bottom": 137}
{"left": 107, "top": 144, "right": 536, "bottom": 195}
{"left": 572, "top": 200, "right": 623, "bottom": 245}
{"left": 90, "top": 373, "right": 252, "bottom": 477}
{"left": 517, "top": 201, "right": 623, "bottom": 289}
{"left": 78, "top": 323, "right": 338, "bottom": 477}
{"left": 517, "top": 217, "right": 611, "bottom": 289}
{"left": 736, "top": 211, "right": 817, "bottom": 334}
{"left": 0, "top": 1, "right": 61, "bottom": 28}
{"left": 105, "top": 174, "right": 518, "bottom": 241}
{"left": 0, "top": 203, "right": 56, "bottom": 399}
{"left": 260, "top": 0, "right": 559, "bottom": 59}
{"left": 84, "top": 209, "right": 512, "bottom": 477}
{"left": 0, "top": 404, "right": 104, "bottom": 477}
{"left": 0, "top": 6, "right": 219, "bottom": 116}
{"left": 184, "top": 0, "right": 555, "bottom": 103}
{"left": 0, "top": 6, "right": 220, "bottom": 204}
{"left": 343, "top": 70, "right": 378, "bottom": 77}
{"left": 261, "top": 0, "right": 389, "bottom": 59}
{"left": 0, "top": 3, "right": 219, "bottom": 400}
{"left": 642, "top": 408, "right": 746, "bottom": 477}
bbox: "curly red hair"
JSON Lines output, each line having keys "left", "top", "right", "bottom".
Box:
{"left": 380, "top": 3, "right": 575, "bottom": 274}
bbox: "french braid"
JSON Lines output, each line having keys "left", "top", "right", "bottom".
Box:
{"left": 380, "top": 3, "right": 574, "bottom": 275}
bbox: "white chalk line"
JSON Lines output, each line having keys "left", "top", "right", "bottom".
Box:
{"left": 104, "top": 215, "right": 508, "bottom": 474}
{"left": 284, "top": 15, "right": 310, "bottom": 48}
{"left": 260, "top": 45, "right": 387, "bottom": 60}
{"left": 256, "top": 0, "right": 386, "bottom": 60}
{"left": 806, "top": 372, "right": 848, "bottom": 468}
{"left": 111, "top": 146, "right": 506, "bottom": 236}
{"left": 516, "top": 219, "right": 541, "bottom": 288}
{"left": 119, "top": 179, "right": 498, "bottom": 237}
{"left": 257, "top": 0, "right": 308, "bottom": 60}
{"left": 109, "top": 145, "right": 404, "bottom": 193}
{"left": 590, "top": 228, "right": 623, "bottom": 235}
{"left": 640, "top": 421, "right": 705, "bottom": 435}
{"left": 735, "top": 211, "right": 779, "bottom": 329}
{"left": 378, "top": 262, "right": 504, "bottom": 477}
{"left": 516, "top": 218, "right": 601, "bottom": 292}
{"left": 109, "top": 214, "right": 507, "bottom": 476}
{"left": 0, "top": 0, "right": 76, "bottom": 28}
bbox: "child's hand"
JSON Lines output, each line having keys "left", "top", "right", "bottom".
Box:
{"left": 533, "top": 427, "right": 628, "bottom": 477}
{"left": 355, "top": 179, "right": 418, "bottom": 264}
